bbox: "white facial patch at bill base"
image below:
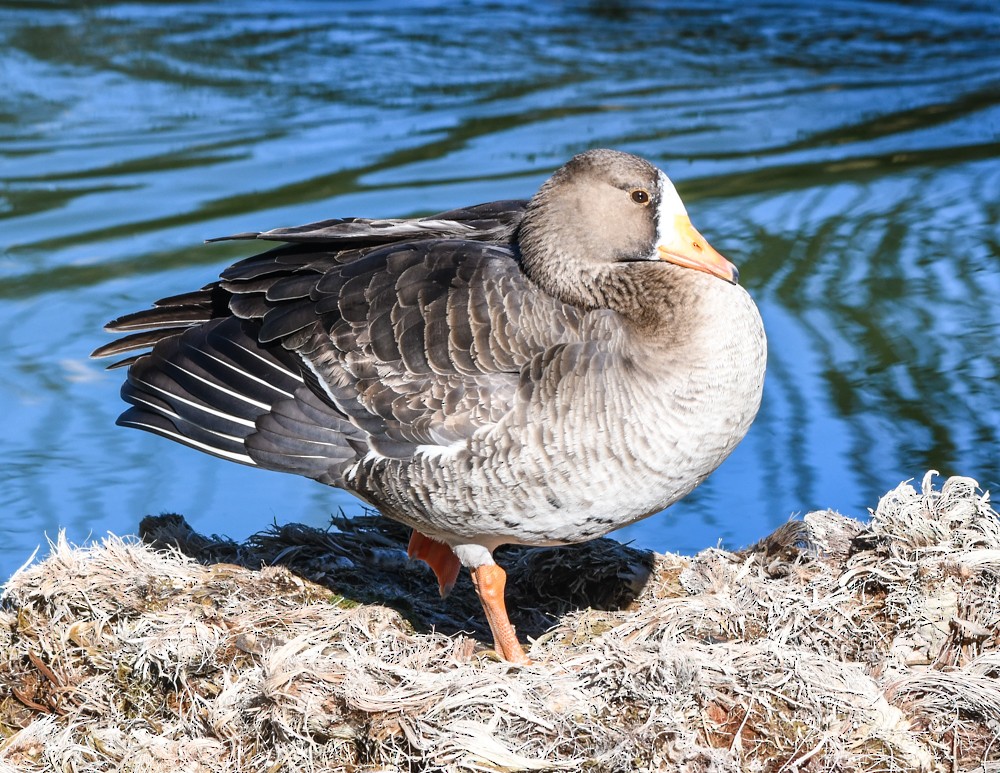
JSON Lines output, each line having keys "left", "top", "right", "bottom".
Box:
{"left": 653, "top": 170, "right": 690, "bottom": 253}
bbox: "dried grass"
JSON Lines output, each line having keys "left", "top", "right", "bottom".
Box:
{"left": 2, "top": 472, "right": 999, "bottom": 772}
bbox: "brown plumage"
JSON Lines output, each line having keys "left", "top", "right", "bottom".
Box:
{"left": 94, "top": 149, "right": 767, "bottom": 664}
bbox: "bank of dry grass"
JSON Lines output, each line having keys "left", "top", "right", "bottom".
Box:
{"left": 2, "top": 472, "right": 999, "bottom": 772}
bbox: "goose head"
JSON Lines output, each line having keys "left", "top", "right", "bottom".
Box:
{"left": 517, "top": 149, "right": 738, "bottom": 313}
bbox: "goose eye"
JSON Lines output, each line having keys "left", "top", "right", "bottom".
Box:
{"left": 630, "top": 189, "right": 650, "bottom": 205}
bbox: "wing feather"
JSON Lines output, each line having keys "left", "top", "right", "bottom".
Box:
{"left": 94, "top": 200, "right": 602, "bottom": 485}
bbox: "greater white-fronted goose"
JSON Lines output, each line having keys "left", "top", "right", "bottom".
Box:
{"left": 93, "top": 149, "right": 766, "bottom": 664}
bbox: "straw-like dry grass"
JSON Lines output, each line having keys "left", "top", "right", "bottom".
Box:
{"left": 2, "top": 471, "right": 998, "bottom": 772}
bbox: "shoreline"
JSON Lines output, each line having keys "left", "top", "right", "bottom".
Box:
{"left": 2, "top": 472, "right": 998, "bottom": 771}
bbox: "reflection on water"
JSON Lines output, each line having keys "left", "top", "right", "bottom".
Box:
{"left": 2, "top": 1, "right": 999, "bottom": 579}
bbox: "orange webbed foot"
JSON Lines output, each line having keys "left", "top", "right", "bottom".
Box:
{"left": 470, "top": 563, "right": 531, "bottom": 665}
{"left": 407, "top": 530, "right": 462, "bottom": 597}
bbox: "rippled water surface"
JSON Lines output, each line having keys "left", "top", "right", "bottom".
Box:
{"left": 3, "top": 1, "right": 999, "bottom": 580}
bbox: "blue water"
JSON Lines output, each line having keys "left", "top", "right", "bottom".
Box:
{"left": 3, "top": 1, "right": 999, "bottom": 581}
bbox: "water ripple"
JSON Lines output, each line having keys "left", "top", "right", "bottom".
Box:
{"left": 1, "top": 0, "right": 998, "bottom": 577}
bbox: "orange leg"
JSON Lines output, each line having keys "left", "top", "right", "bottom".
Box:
{"left": 470, "top": 563, "right": 531, "bottom": 665}
{"left": 408, "top": 530, "right": 461, "bottom": 597}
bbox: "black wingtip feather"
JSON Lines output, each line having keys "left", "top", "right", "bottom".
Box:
{"left": 205, "top": 232, "right": 263, "bottom": 243}
{"left": 92, "top": 329, "right": 178, "bottom": 359}
{"left": 106, "top": 354, "right": 144, "bottom": 370}
{"left": 116, "top": 407, "right": 256, "bottom": 467}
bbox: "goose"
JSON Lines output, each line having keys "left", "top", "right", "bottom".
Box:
{"left": 93, "top": 149, "right": 766, "bottom": 664}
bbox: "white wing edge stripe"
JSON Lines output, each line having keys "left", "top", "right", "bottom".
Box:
{"left": 192, "top": 345, "right": 300, "bottom": 397}
{"left": 126, "top": 392, "right": 251, "bottom": 445}
{"left": 126, "top": 392, "right": 184, "bottom": 422}
{"left": 298, "top": 352, "right": 345, "bottom": 408}
{"left": 160, "top": 360, "right": 272, "bottom": 412}
{"left": 121, "top": 417, "right": 256, "bottom": 465}
{"left": 216, "top": 337, "right": 305, "bottom": 384}
{"left": 135, "top": 378, "right": 259, "bottom": 428}
{"left": 114, "top": 317, "right": 201, "bottom": 330}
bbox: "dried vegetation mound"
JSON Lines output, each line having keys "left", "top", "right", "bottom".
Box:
{"left": 2, "top": 472, "right": 999, "bottom": 772}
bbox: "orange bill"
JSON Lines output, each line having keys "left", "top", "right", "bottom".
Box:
{"left": 657, "top": 216, "right": 739, "bottom": 284}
